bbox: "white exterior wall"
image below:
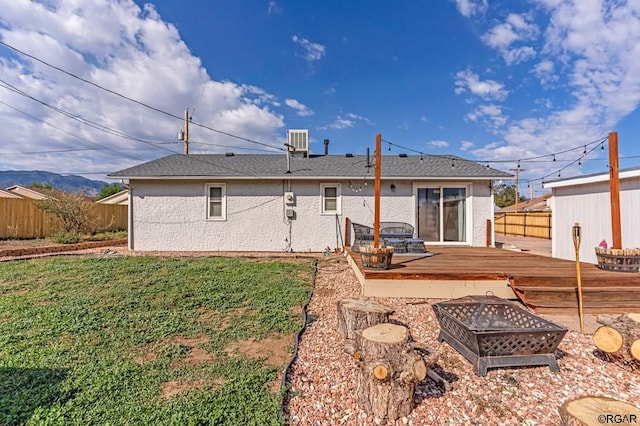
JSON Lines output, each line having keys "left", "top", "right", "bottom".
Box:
{"left": 551, "top": 176, "right": 640, "bottom": 263}
{"left": 471, "top": 181, "right": 494, "bottom": 247}
{"left": 129, "top": 178, "right": 494, "bottom": 251}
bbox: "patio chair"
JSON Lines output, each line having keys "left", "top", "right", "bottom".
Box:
{"left": 351, "top": 222, "right": 374, "bottom": 252}
{"left": 379, "top": 222, "right": 414, "bottom": 239}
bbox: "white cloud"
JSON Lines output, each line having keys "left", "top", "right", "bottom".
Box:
{"left": 454, "top": 70, "right": 509, "bottom": 101}
{"left": 482, "top": 13, "right": 539, "bottom": 65}
{"left": 267, "top": 1, "right": 282, "bottom": 15}
{"left": 428, "top": 140, "right": 450, "bottom": 148}
{"left": 292, "top": 35, "right": 326, "bottom": 63}
{"left": 0, "top": 1, "right": 286, "bottom": 175}
{"left": 460, "top": 140, "right": 475, "bottom": 151}
{"left": 453, "top": 0, "right": 488, "bottom": 17}
{"left": 320, "top": 113, "right": 371, "bottom": 130}
{"left": 472, "top": 0, "right": 640, "bottom": 170}
{"left": 284, "top": 98, "right": 314, "bottom": 116}
{"left": 465, "top": 104, "right": 508, "bottom": 132}
{"left": 420, "top": 116, "right": 428, "bottom": 122}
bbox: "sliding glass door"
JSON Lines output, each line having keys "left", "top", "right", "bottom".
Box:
{"left": 417, "top": 186, "right": 467, "bottom": 243}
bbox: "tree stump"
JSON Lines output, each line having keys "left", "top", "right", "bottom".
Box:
{"left": 559, "top": 396, "right": 640, "bottom": 425}
{"left": 593, "top": 313, "right": 640, "bottom": 368}
{"left": 337, "top": 298, "right": 394, "bottom": 355}
{"left": 355, "top": 323, "right": 438, "bottom": 421}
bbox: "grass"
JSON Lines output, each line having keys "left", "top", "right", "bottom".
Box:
{"left": 0, "top": 255, "right": 314, "bottom": 425}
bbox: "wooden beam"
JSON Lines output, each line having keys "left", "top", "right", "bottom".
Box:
{"left": 374, "top": 134, "right": 382, "bottom": 248}
{"left": 608, "top": 132, "right": 621, "bottom": 249}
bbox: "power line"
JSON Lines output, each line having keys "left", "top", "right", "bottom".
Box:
{"left": 0, "top": 83, "right": 274, "bottom": 178}
{"left": 0, "top": 40, "right": 284, "bottom": 152}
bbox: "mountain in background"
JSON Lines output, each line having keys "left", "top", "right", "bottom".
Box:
{"left": 0, "top": 170, "right": 108, "bottom": 196}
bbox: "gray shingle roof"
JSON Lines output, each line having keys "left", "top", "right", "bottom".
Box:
{"left": 108, "top": 154, "right": 512, "bottom": 180}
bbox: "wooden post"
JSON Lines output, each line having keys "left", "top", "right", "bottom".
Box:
{"left": 609, "top": 132, "right": 621, "bottom": 249}
{"left": 345, "top": 217, "right": 351, "bottom": 248}
{"left": 486, "top": 219, "right": 492, "bottom": 247}
{"left": 374, "top": 134, "right": 382, "bottom": 248}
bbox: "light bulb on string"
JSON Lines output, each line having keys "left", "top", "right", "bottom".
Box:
{"left": 601, "top": 143, "right": 605, "bottom": 150}
{"left": 420, "top": 155, "right": 424, "bottom": 163}
{"left": 557, "top": 170, "right": 561, "bottom": 177}
{"left": 451, "top": 158, "right": 455, "bottom": 168}
{"left": 517, "top": 160, "right": 521, "bottom": 170}
{"left": 388, "top": 143, "right": 391, "bottom": 152}
{"left": 578, "top": 159, "right": 582, "bottom": 166}
{"left": 552, "top": 155, "right": 556, "bottom": 164}
{"left": 583, "top": 145, "right": 587, "bottom": 155}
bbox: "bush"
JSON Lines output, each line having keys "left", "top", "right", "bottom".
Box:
{"left": 51, "top": 231, "right": 81, "bottom": 244}
{"left": 34, "top": 191, "right": 100, "bottom": 235}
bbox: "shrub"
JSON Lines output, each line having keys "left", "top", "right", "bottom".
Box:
{"left": 51, "top": 231, "right": 81, "bottom": 244}
{"left": 34, "top": 191, "right": 100, "bottom": 235}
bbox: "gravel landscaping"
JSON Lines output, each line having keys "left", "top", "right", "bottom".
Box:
{"left": 285, "top": 255, "right": 640, "bottom": 425}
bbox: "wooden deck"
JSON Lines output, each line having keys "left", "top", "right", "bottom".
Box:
{"left": 346, "top": 246, "right": 640, "bottom": 314}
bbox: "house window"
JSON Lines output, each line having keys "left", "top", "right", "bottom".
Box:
{"left": 321, "top": 184, "right": 341, "bottom": 215}
{"left": 206, "top": 183, "right": 226, "bottom": 220}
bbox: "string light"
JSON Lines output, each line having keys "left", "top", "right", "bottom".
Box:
{"left": 420, "top": 155, "right": 424, "bottom": 163}
{"left": 380, "top": 135, "right": 609, "bottom": 188}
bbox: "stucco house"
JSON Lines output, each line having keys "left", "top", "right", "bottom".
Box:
{"left": 107, "top": 152, "right": 512, "bottom": 252}
{"left": 544, "top": 166, "right": 640, "bottom": 264}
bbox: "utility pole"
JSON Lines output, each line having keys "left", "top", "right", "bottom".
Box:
{"left": 183, "top": 109, "right": 189, "bottom": 154}
{"left": 178, "top": 109, "right": 190, "bottom": 154}
{"left": 509, "top": 167, "right": 525, "bottom": 212}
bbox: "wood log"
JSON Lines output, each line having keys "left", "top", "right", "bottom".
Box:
{"left": 337, "top": 298, "right": 394, "bottom": 355}
{"left": 594, "top": 313, "right": 640, "bottom": 367}
{"left": 354, "top": 323, "right": 438, "bottom": 421}
{"left": 592, "top": 326, "right": 623, "bottom": 353}
{"left": 559, "top": 396, "right": 640, "bottom": 426}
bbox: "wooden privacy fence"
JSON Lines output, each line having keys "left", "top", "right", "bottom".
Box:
{"left": 0, "top": 198, "right": 127, "bottom": 239}
{"left": 494, "top": 212, "right": 552, "bottom": 239}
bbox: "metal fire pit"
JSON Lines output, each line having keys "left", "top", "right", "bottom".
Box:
{"left": 433, "top": 295, "right": 568, "bottom": 376}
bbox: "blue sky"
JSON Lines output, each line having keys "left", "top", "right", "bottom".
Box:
{"left": 1, "top": 0, "right": 640, "bottom": 196}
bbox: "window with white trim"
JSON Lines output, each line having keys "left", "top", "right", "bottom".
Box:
{"left": 321, "top": 183, "right": 341, "bottom": 215}
{"left": 206, "top": 183, "right": 226, "bottom": 220}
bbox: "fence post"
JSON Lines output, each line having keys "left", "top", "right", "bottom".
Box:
{"left": 503, "top": 214, "right": 507, "bottom": 236}
{"left": 523, "top": 212, "right": 527, "bottom": 237}
{"left": 486, "top": 219, "right": 492, "bottom": 247}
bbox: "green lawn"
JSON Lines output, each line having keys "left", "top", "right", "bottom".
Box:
{"left": 0, "top": 255, "right": 314, "bottom": 425}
